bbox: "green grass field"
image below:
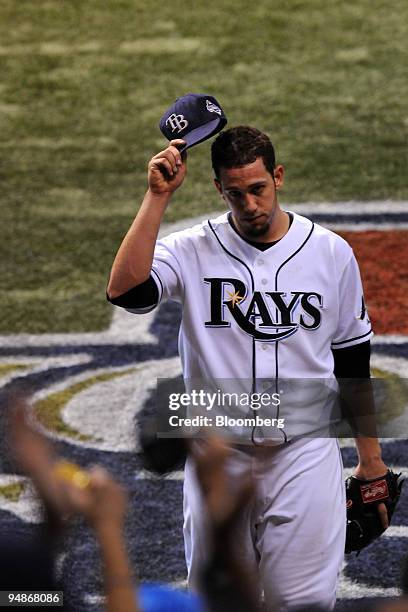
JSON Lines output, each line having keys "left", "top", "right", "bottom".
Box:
{"left": 1, "top": 0, "right": 407, "bottom": 334}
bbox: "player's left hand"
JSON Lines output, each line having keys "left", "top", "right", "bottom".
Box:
{"left": 353, "top": 458, "right": 390, "bottom": 529}
{"left": 345, "top": 468, "right": 404, "bottom": 553}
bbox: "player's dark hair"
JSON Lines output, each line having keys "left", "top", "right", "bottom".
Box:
{"left": 211, "top": 126, "right": 276, "bottom": 179}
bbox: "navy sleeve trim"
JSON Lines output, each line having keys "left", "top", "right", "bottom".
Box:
{"left": 331, "top": 328, "right": 372, "bottom": 347}
{"left": 150, "top": 268, "right": 164, "bottom": 301}
{"left": 106, "top": 275, "right": 159, "bottom": 309}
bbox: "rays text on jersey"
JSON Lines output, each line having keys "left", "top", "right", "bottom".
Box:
{"left": 204, "top": 277, "right": 323, "bottom": 341}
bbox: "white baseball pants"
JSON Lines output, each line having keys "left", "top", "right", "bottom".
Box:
{"left": 183, "top": 437, "right": 346, "bottom": 611}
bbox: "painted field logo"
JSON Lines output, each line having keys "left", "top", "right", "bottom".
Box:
{"left": 204, "top": 277, "right": 323, "bottom": 341}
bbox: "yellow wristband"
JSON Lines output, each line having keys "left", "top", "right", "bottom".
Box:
{"left": 53, "top": 460, "right": 91, "bottom": 489}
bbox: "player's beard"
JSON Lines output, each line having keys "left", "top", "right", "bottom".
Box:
{"left": 242, "top": 218, "right": 271, "bottom": 238}
{"left": 239, "top": 203, "right": 277, "bottom": 239}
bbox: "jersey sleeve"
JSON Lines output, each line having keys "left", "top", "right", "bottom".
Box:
{"left": 150, "top": 236, "right": 184, "bottom": 304}
{"left": 331, "top": 252, "right": 373, "bottom": 350}
{"left": 110, "top": 231, "right": 186, "bottom": 315}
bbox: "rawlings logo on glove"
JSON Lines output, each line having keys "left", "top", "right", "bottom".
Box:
{"left": 345, "top": 470, "right": 405, "bottom": 554}
{"left": 360, "top": 479, "right": 389, "bottom": 502}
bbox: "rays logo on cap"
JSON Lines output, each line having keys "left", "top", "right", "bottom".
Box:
{"left": 165, "top": 113, "right": 189, "bottom": 133}
{"left": 206, "top": 99, "right": 222, "bottom": 115}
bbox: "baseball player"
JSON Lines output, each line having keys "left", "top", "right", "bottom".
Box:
{"left": 107, "top": 124, "right": 390, "bottom": 610}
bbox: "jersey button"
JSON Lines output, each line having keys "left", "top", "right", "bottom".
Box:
{"left": 257, "top": 259, "right": 264, "bottom": 265}
{"left": 261, "top": 278, "right": 268, "bottom": 285}
{"left": 261, "top": 344, "right": 268, "bottom": 351}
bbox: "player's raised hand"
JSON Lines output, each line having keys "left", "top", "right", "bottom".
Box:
{"left": 148, "top": 139, "right": 187, "bottom": 194}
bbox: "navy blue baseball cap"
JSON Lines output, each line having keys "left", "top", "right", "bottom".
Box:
{"left": 159, "top": 93, "right": 227, "bottom": 152}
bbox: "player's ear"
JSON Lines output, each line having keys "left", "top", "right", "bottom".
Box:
{"left": 273, "top": 165, "right": 284, "bottom": 190}
{"left": 214, "top": 178, "right": 223, "bottom": 196}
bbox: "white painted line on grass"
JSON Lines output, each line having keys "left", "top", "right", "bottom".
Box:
{"left": 337, "top": 572, "right": 401, "bottom": 599}
{"left": 384, "top": 526, "right": 408, "bottom": 538}
{"left": 134, "top": 469, "right": 185, "bottom": 481}
{"left": 373, "top": 335, "right": 408, "bottom": 345}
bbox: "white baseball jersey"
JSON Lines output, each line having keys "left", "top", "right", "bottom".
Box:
{"left": 129, "top": 211, "right": 371, "bottom": 371}
{"left": 128, "top": 211, "right": 372, "bottom": 439}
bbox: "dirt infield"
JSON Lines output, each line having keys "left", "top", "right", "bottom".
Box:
{"left": 340, "top": 230, "right": 408, "bottom": 335}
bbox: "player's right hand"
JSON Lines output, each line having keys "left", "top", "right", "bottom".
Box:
{"left": 148, "top": 139, "right": 187, "bottom": 194}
